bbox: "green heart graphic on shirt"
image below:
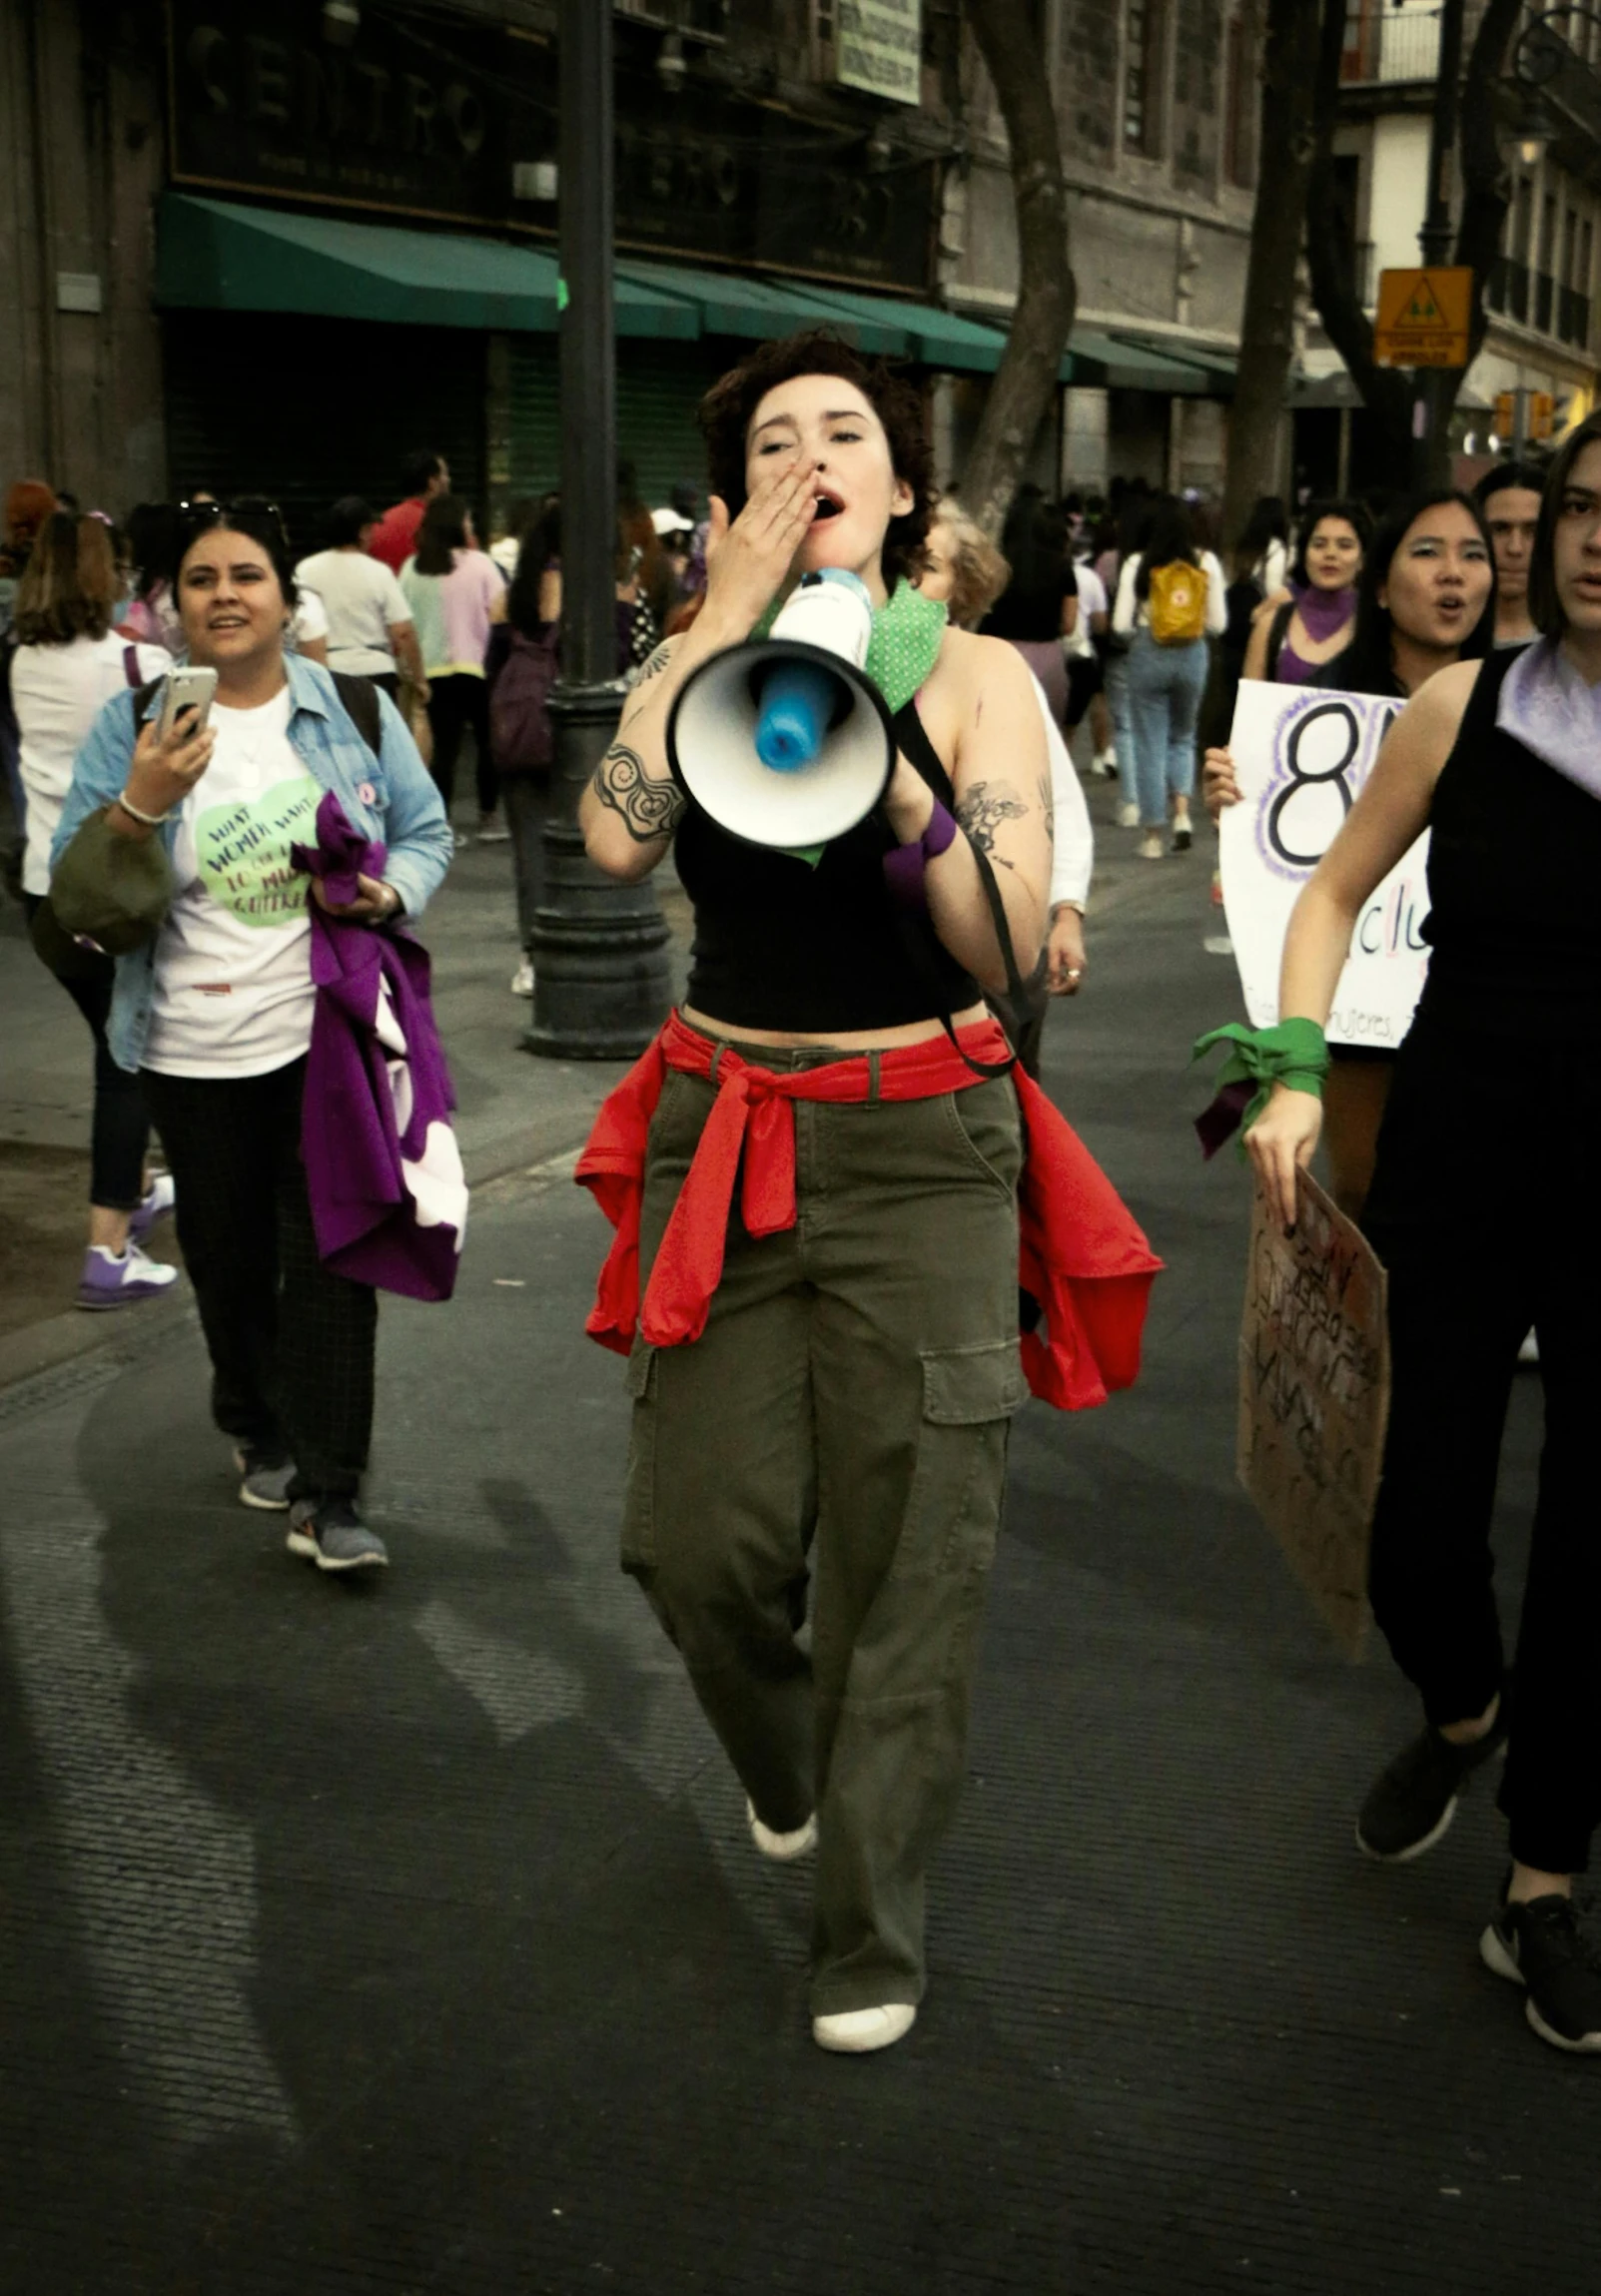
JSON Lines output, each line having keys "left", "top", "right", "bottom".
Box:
{"left": 195, "top": 775, "right": 321, "bottom": 928}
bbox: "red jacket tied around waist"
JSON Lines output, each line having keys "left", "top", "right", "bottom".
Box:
{"left": 576, "top": 1012, "right": 1162, "bottom": 1411}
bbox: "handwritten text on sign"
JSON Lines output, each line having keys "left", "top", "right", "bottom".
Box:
{"left": 1220, "top": 681, "right": 1428, "bottom": 1051}
{"left": 1237, "top": 1173, "right": 1389, "bottom": 1661}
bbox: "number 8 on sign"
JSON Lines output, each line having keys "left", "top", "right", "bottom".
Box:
{"left": 1264, "top": 701, "right": 1362, "bottom": 871}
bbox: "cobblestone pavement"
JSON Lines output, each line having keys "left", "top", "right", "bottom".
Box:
{"left": 1, "top": 842, "right": 1592, "bottom": 2295}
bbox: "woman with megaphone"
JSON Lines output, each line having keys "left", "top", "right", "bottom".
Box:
{"left": 576, "top": 331, "right": 1161, "bottom": 2057}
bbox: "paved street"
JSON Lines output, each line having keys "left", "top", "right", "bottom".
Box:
{"left": 0, "top": 804, "right": 1593, "bottom": 2296}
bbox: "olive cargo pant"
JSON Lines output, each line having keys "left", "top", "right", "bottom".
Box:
{"left": 622, "top": 1046, "right": 1029, "bottom": 2015}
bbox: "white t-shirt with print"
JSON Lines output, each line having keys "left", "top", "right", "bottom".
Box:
{"left": 295, "top": 548, "right": 412, "bottom": 677}
{"left": 144, "top": 688, "right": 321, "bottom": 1079}
{"left": 12, "top": 632, "right": 171, "bottom": 894}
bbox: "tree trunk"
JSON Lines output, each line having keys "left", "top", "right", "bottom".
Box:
{"left": 1304, "top": 0, "right": 1413, "bottom": 476}
{"left": 1219, "top": 0, "right": 1323, "bottom": 554}
{"left": 958, "top": 1, "right": 1076, "bottom": 538}
{"left": 1306, "top": 0, "right": 1521, "bottom": 488}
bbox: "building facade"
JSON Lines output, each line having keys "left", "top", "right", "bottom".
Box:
{"left": 1298, "top": 0, "right": 1601, "bottom": 492}
{"left": 1, "top": 0, "right": 1263, "bottom": 545}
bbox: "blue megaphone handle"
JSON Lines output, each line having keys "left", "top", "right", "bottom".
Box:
{"left": 754, "top": 662, "right": 842, "bottom": 772}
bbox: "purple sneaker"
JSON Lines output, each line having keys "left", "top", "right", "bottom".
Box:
{"left": 128, "top": 1172, "right": 176, "bottom": 1245}
{"left": 75, "top": 1242, "right": 180, "bottom": 1311}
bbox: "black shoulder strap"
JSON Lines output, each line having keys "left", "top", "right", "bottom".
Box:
{"left": 885, "top": 699, "right": 1031, "bottom": 1081}
{"left": 133, "top": 676, "right": 164, "bottom": 720}
{"left": 1264, "top": 598, "right": 1294, "bottom": 679}
{"left": 330, "top": 669, "right": 383, "bottom": 760}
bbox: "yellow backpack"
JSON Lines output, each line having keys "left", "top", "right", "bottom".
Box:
{"left": 1147, "top": 558, "right": 1208, "bottom": 645}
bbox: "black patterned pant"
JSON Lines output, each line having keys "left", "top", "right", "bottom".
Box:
{"left": 139, "top": 1057, "right": 378, "bottom": 1503}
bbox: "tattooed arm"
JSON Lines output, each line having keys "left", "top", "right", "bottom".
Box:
{"left": 889, "top": 633, "right": 1051, "bottom": 994}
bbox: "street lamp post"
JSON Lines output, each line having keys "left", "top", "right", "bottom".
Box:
{"left": 1412, "top": 0, "right": 1466, "bottom": 484}
{"left": 526, "top": 0, "right": 672, "bottom": 1060}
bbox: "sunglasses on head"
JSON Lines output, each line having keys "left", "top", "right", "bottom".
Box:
{"left": 177, "top": 495, "right": 287, "bottom": 534}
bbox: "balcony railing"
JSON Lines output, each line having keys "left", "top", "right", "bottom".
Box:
{"left": 1487, "top": 257, "right": 1592, "bottom": 348}
{"left": 1341, "top": 4, "right": 1441, "bottom": 83}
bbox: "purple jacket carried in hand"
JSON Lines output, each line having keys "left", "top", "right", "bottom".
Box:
{"left": 291, "top": 791, "right": 466, "bottom": 1301}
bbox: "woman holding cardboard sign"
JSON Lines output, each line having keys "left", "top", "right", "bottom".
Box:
{"left": 1201, "top": 489, "right": 1496, "bottom": 1218}
{"left": 1236, "top": 420, "right": 1601, "bottom": 2057}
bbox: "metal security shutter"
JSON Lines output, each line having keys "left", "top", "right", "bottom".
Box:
{"left": 162, "top": 314, "right": 486, "bottom": 560}
{"left": 508, "top": 338, "right": 724, "bottom": 510}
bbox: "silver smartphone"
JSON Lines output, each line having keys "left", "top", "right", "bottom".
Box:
{"left": 156, "top": 664, "right": 218, "bottom": 742}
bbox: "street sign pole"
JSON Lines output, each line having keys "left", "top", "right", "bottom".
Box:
{"left": 1414, "top": 0, "right": 1466, "bottom": 487}
{"left": 526, "top": 0, "right": 672, "bottom": 1061}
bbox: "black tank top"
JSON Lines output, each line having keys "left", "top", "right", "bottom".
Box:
{"left": 675, "top": 697, "right": 980, "bottom": 1033}
{"left": 1418, "top": 643, "right": 1601, "bottom": 1044}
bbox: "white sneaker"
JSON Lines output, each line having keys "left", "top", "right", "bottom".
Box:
{"left": 812, "top": 2003, "right": 917, "bottom": 2054}
{"left": 1518, "top": 1328, "right": 1540, "bottom": 1365}
{"left": 510, "top": 959, "right": 534, "bottom": 998}
{"left": 746, "top": 1798, "right": 817, "bottom": 1861}
{"left": 1138, "top": 831, "right": 1164, "bottom": 861}
{"left": 1092, "top": 748, "right": 1118, "bottom": 777}
{"left": 1118, "top": 801, "right": 1141, "bottom": 829}
{"left": 75, "top": 1241, "right": 179, "bottom": 1311}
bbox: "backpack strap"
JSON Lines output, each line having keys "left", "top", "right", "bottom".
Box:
{"left": 330, "top": 669, "right": 383, "bottom": 761}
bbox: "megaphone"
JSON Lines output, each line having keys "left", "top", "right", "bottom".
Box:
{"left": 665, "top": 570, "right": 895, "bottom": 849}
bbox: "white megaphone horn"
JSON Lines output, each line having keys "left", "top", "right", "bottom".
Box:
{"left": 665, "top": 569, "right": 895, "bottom": 849}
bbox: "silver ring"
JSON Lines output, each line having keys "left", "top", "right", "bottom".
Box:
{"left": 1067, "top": 968, "right": 1082, "bottom": 979}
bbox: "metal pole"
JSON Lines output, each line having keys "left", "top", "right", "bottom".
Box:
{"left": 1413, "top": 0, "right": 1467, "bottom": 488}
{"left": 527, "top": 0, "right": 672, "bottom": 1060}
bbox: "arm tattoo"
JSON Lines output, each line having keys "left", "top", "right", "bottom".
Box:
{"left": 591, "top": 742, "right": 685, "bottom": 844}
{"left": 954, "top": 780, "right": 1026, "bottom": 870}
{"left": 631, "top": 640, "right": 675, "bottom": 687}
{"left": 1037, "top": 770, "right": 1056, "bottom": 843}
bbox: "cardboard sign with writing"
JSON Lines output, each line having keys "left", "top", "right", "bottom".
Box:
{"left": 1220, "top": 680, "right": 1430, "bottom": 1052}
{"left": 1237, "top": 1173, "right": 1389, "bottom": 1660}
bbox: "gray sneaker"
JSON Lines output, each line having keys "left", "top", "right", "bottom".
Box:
{"left": 233, "top": 1445, "right": 296, "bottom": 1512}
{"left": 286, "top": 1497, "right": 389, "bottom": 1574}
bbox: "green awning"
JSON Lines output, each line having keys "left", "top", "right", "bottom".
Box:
{"left": 618, "top": 258, "right": 908, "bottom": 355}
{"left": 155, "top": 194, "right": 699, "bottom": 339}
{"left": 1098, "top": 328, "right": 1234, "bottom": 391}
{"left": 1063, "top": 328, "right": 1213, "bottom": 394}
{"left": 765, "top": 280, "right": 1011, "bottom": 373}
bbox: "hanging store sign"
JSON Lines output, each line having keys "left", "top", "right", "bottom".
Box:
{"left": 836, "top": 0, "right": 924, "bottom": 105}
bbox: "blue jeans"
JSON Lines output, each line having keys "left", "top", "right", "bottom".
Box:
{"left": 1104, "top": 651, "right": 1134, "bottom": 810}
{"left": 1125, "top": 632, "right": 1209, "bottom": 828}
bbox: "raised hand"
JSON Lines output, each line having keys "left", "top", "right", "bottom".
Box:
{"left": 122, "top": 707, "right": 217, "bottom": 822}
{"left": 702, "top": 457, "right": 819, "bottom": 636}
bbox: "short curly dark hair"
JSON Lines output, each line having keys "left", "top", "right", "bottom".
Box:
{"left": 697, "top": 329, "right": 934, "bottom": 586}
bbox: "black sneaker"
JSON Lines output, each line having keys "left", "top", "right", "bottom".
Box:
{"left": 1481, "top": 1878, "right": 1601, "bottom": 2053}
{"left": 286, "top": 1497, "right": 389, "bottom": 1574}
{"left": 1355, "top": 1697, "right": 1509, "bottom": 1862}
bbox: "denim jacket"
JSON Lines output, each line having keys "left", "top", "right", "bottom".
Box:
{"left": 51, "top": 653, "right": 453, "bottom": 1075}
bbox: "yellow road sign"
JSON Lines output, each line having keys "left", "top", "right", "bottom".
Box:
{"left": 1373, "top": 267, "right": 1473, "bottom": 369}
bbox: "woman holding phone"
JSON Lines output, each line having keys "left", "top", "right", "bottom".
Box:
{"left": 1238, "top": 426, "right": 1601, "bottom": 2054}
{"left": 51, "top": 500, "right": 451, "bottom": 1573}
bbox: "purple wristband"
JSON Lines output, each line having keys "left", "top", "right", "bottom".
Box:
{"left": 883, "top": 797, "right": 958, "bottom": 910}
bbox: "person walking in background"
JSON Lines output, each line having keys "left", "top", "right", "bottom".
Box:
{"left": 1475, "top": 462, "right": 1543, "bottom": 647}
{"left": 297, "top": 497, "right": 425, "bottom": 700}
{"left": 1241, "top": 498, "right": 1370, "bottom": 685}
{"left": 117, "top": 503, "right": 184, "bottom": 652}
{"left": 369, "top": 450, "right": 451, "bottom": 576}
{"left": 49, "top": 500, "right": 452, "bottom": 1568}
{"left": 12, "top": 510, "right": 176, "bottom": 1309}
{"left": 980, "top": 484, "right": 1078, "bottom": 730}
{"left": 1113, "top": 494, "right": 1225, "bottom": 859}
{"left": 400, "top": 494, "right": 505, "bottom": 843}
{"left": 487, "top": 499, "right": 562, "bottom": 999}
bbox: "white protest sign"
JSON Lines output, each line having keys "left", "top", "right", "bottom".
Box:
{"left": 1219, "top": 681, "right": 1430, "bottom": 1052}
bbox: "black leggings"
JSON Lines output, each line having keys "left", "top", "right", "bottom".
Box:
{"left": 140, "top": 1058, "right": 378, "bottom": 1503}
{"left": 24, "top": 900, "right": 150, "bottom": 1211}
{"left": 1363, "top": 1015, "right": 1601, "bottom": 1875}
{"left": 425, "top": 672, "right": 496, "bottom": 818}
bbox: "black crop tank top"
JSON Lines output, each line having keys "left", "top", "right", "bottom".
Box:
{"left": 1419, "top": 643, "right": 1601, "bottom": 1044}
{"left": 674, "top": 697, "right": 981, "bottom": 1033}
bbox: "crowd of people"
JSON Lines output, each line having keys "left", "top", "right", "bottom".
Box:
{"left": 2, "top": 331, "right": 1596, "bottom": 2066}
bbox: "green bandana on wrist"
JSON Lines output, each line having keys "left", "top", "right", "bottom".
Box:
{"left": 1192, "top": 1018, "right": 1330, "bottom": 1158}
